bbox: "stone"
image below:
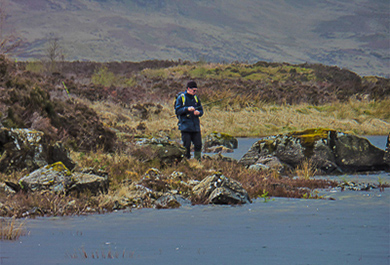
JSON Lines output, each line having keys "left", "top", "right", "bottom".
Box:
{"left": 0, "top": 128, "right": 75, "bottom": 173}
{"left": 67, "top": 168, "right": 109, "bottom": 195}
{"left": 133, "top": 137, "right": 186, "bottom": 165}
{"left": 203, "top": 132, "right": 238, "bottom": 150}
{"left": 239, "top": 128, "right": 389, "bottom": 173}
{"left": 18, "top": 162, "right": 74, "bottom": 193}
{"left": 192, "top": 173, "right": 251, "bottom": 205}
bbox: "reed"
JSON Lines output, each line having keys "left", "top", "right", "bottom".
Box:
{"left": 295, "top": 159, "right": 317, "bottom": 180}
{"left": 0, "top": 217, "right": 27, "bottom": 240}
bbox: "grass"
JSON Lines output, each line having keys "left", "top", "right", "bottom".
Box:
{"left": 141, "top": 62, "right": 317, "bottom": 82}
{"left": 85, "top": 97, "right": 390, "bottom": 138}
{"left": 0, "top": 217, "right": 27, "bottom": 240}
{"left": 295, "top": 159, "right": 317, "bottom": 180}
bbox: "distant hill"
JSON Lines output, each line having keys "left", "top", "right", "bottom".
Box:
{"left": 4, "top": 0, "right": 390, "bottom": 77}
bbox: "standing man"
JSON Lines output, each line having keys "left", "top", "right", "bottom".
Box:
{"left": 175, "top": 80, "right": 204, "bottom": 160}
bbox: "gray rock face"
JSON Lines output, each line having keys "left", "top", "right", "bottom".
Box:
{"left": 19, "top": 162, "right": 74, "bottom": 193}
{"left": 203, "top": 132, "right": 238, "bottom": 150}
{"left": 67, "top": 168, "right": 109, "bottom": 195}
{"left": 11, "top": 162, "right": 109, "bottom": 195}
{"left": 192, "top": 174, "right": 251, "bottom": 205}
{"left": 0, "top": 128, "right": 75, "bottom": 173}
{"left": 239, "top": 129, "right": 389, "bottom": 173}
{"left": 134, "top": 137, "right": 186, "bottom": 165}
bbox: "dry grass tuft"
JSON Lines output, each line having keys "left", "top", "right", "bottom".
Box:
{"left": 0, "top": 217, "right": 27, "bottom": 240}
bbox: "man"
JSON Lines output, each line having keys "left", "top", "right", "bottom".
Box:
{"left": 175, "top": 80, "right": 204, "bottom": 160}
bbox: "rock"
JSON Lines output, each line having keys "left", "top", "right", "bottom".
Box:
{"left": 0, "top": 128, "right": 47, "bottom": 173}
{"left": 202, "top": 153, "right": 237, "bottom": 163}
{"left": 8, "top": 163, "right": 109, "bottom": 195}
{"left": 249, "top": 155, "right": 287, "bottom": 173}
{"left": 47, "top": 142, "right": 76, "bottom": 171}
{"left": 133, "top": 137, "right": 186, "bottom": 165}
{"left": 154, "top": 194, "right": 183, "bottom": 209}
{"left": 192, "top": 173, "right": 251, "bottom": 205}
{"left": 67, "top": 168, "right": 109, "bottom": 195}
{"left": 204, "top": 145, "right": 234, "bottom": 153}
{"left": 203, "top": 132, "right": 238, "bottom": 150}
{"left": 18, "top": 162, "right": 74, "bottom": 193}
{"left": 239, "top": 128, "right": 389, "bottom": 173}
{"left": 0, "top": 128, "right": 75, "bottom": 173}
{"left": 338, "top": 181, "right": 377, "bottom": 191}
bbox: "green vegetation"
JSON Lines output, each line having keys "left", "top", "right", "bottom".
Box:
{"left": 142, "top": 62, "right": 317, "bottom": 83}
{"left": 92, "top": 66, "right": 137, "bottom": 87}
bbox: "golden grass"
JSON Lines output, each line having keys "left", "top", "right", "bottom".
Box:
{"left": 0, "top": 217, "right": 27, "bottom": 240}
{"left": 295, "top": 159, "right": 318, "bottom": 180}
{"left": 86, "top": 98, "right": 390, "bottom": 138}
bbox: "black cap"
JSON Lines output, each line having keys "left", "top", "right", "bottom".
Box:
{"left": 187, "top": 80, "right": 197, "bottom": 89}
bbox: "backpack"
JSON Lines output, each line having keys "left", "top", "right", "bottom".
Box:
{"left": 174, "top": 92, "right": 199, "bottom": 113}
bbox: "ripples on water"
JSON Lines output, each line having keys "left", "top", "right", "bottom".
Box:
{"left": 1, "top": 136, "right": 389, "bottom": 265}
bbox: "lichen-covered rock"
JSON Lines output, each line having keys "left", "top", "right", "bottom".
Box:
{"left": 203, "top": 132, "right": 238, "bottom": 150}
{"left": 18, "top": 162, "right": 74, "bottom": 193}
{"left": 239, "top": 128, "right": 389, "bottom": 173}
{"left": 249, "top": 155, "right": 287, "bottom": 173}
{"left": 67, "top": 168, "right": 109, "bottom": 195}
{"left": 192, "top": 173, "right": 251, "bottom": 205}
{"left": 0, "top": 128, "right": 47, "bottom": 173}
{"left": 133, "top": 137, "right": 186, "bottom": 165}
{"left": 154, "top": 194, "right": 183, "bottom": 209}
{"left": 203, "top": 153, "right": 237, "bottom": 162}
{"left": 0, "top": 128, "right": 75, "bottom": 173}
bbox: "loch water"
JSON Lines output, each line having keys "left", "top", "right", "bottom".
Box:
{"left": 1, "top": 136, "right": 389, "bottom": 265}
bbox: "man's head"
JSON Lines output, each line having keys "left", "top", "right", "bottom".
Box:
{"left": 187, "top": 80, "right": 198, "bottom": 95}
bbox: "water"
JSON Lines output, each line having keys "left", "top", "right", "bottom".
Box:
{"left": 1, "top": 136, "right": 389, "bottom": 265}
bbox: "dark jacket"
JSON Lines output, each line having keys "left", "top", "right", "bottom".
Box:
{"left": 175, "top": 91, "right": 203, "bottom": 132}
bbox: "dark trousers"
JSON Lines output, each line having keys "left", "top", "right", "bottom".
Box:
{"left": 181, "top": 131, "right": 202, "bottom": 159}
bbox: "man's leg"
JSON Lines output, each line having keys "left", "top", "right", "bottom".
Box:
{"left": 181, "top": 131, "right": 192, "bottom": 159}
{"left": 192, "top": 131, "right": 202, "bottom": 161}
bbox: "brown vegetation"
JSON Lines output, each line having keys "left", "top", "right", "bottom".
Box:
{"left": 0, "top": 56, "right": 389, "bottom": 217}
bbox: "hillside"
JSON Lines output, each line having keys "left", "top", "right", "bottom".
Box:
{"left": 4, "top": 0, "right": 390, "bottom": 77}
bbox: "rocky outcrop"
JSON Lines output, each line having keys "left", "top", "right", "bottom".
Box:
{"left": 5, "top": 162, "right": 108, "bottom": 195}
{"left": 0, "top": 128, "right": 75, "bottom": 173}
{"left": 203, "top": 132, "right": 238, "bottom": 150}
{"left": 239, "top": 128, "right": 389, "bottom": 173}
{"left": 133, "top": 137, "right": 186, "bottom": 165}
{"left": 18, "top": 162, "right": 74, "bottom": 193}
{"left": 192, "top": 173, "right": 251, "bottom": 205}
{"left": 67, "top": 168, "right": 109, "bottom": 195}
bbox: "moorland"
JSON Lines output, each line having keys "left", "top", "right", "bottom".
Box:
{"left": 0, "top": 55, "right": 389, "bottom": 221}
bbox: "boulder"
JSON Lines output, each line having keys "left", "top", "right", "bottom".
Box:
{"left": 67, "top": 168, "right": 109, "bottom": 195}
{"left": 0, "top": 128, "right": 75, "bottom": 173}
{"left": 202, "top": 153, "right": 237, "bottom": 162}
{"left": 249, "top": 155, "right": 287, "bottom": 173}
{"left": 239, "top": 128, "right": 389, "bottom": 173}
{"left": 6, "top": 162, "right": 109, "bottom": 195}
{"left": 192, "top": 173, "right": 251, "bottom": 205}
{"left": 203, "top": 132, "right": 238, "bottom": 150}
{"left": 133, "top": 137, "right": 186, "bottom": 165}
{"left": 18, "top": 162, "right": 74, "bottom": 193}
